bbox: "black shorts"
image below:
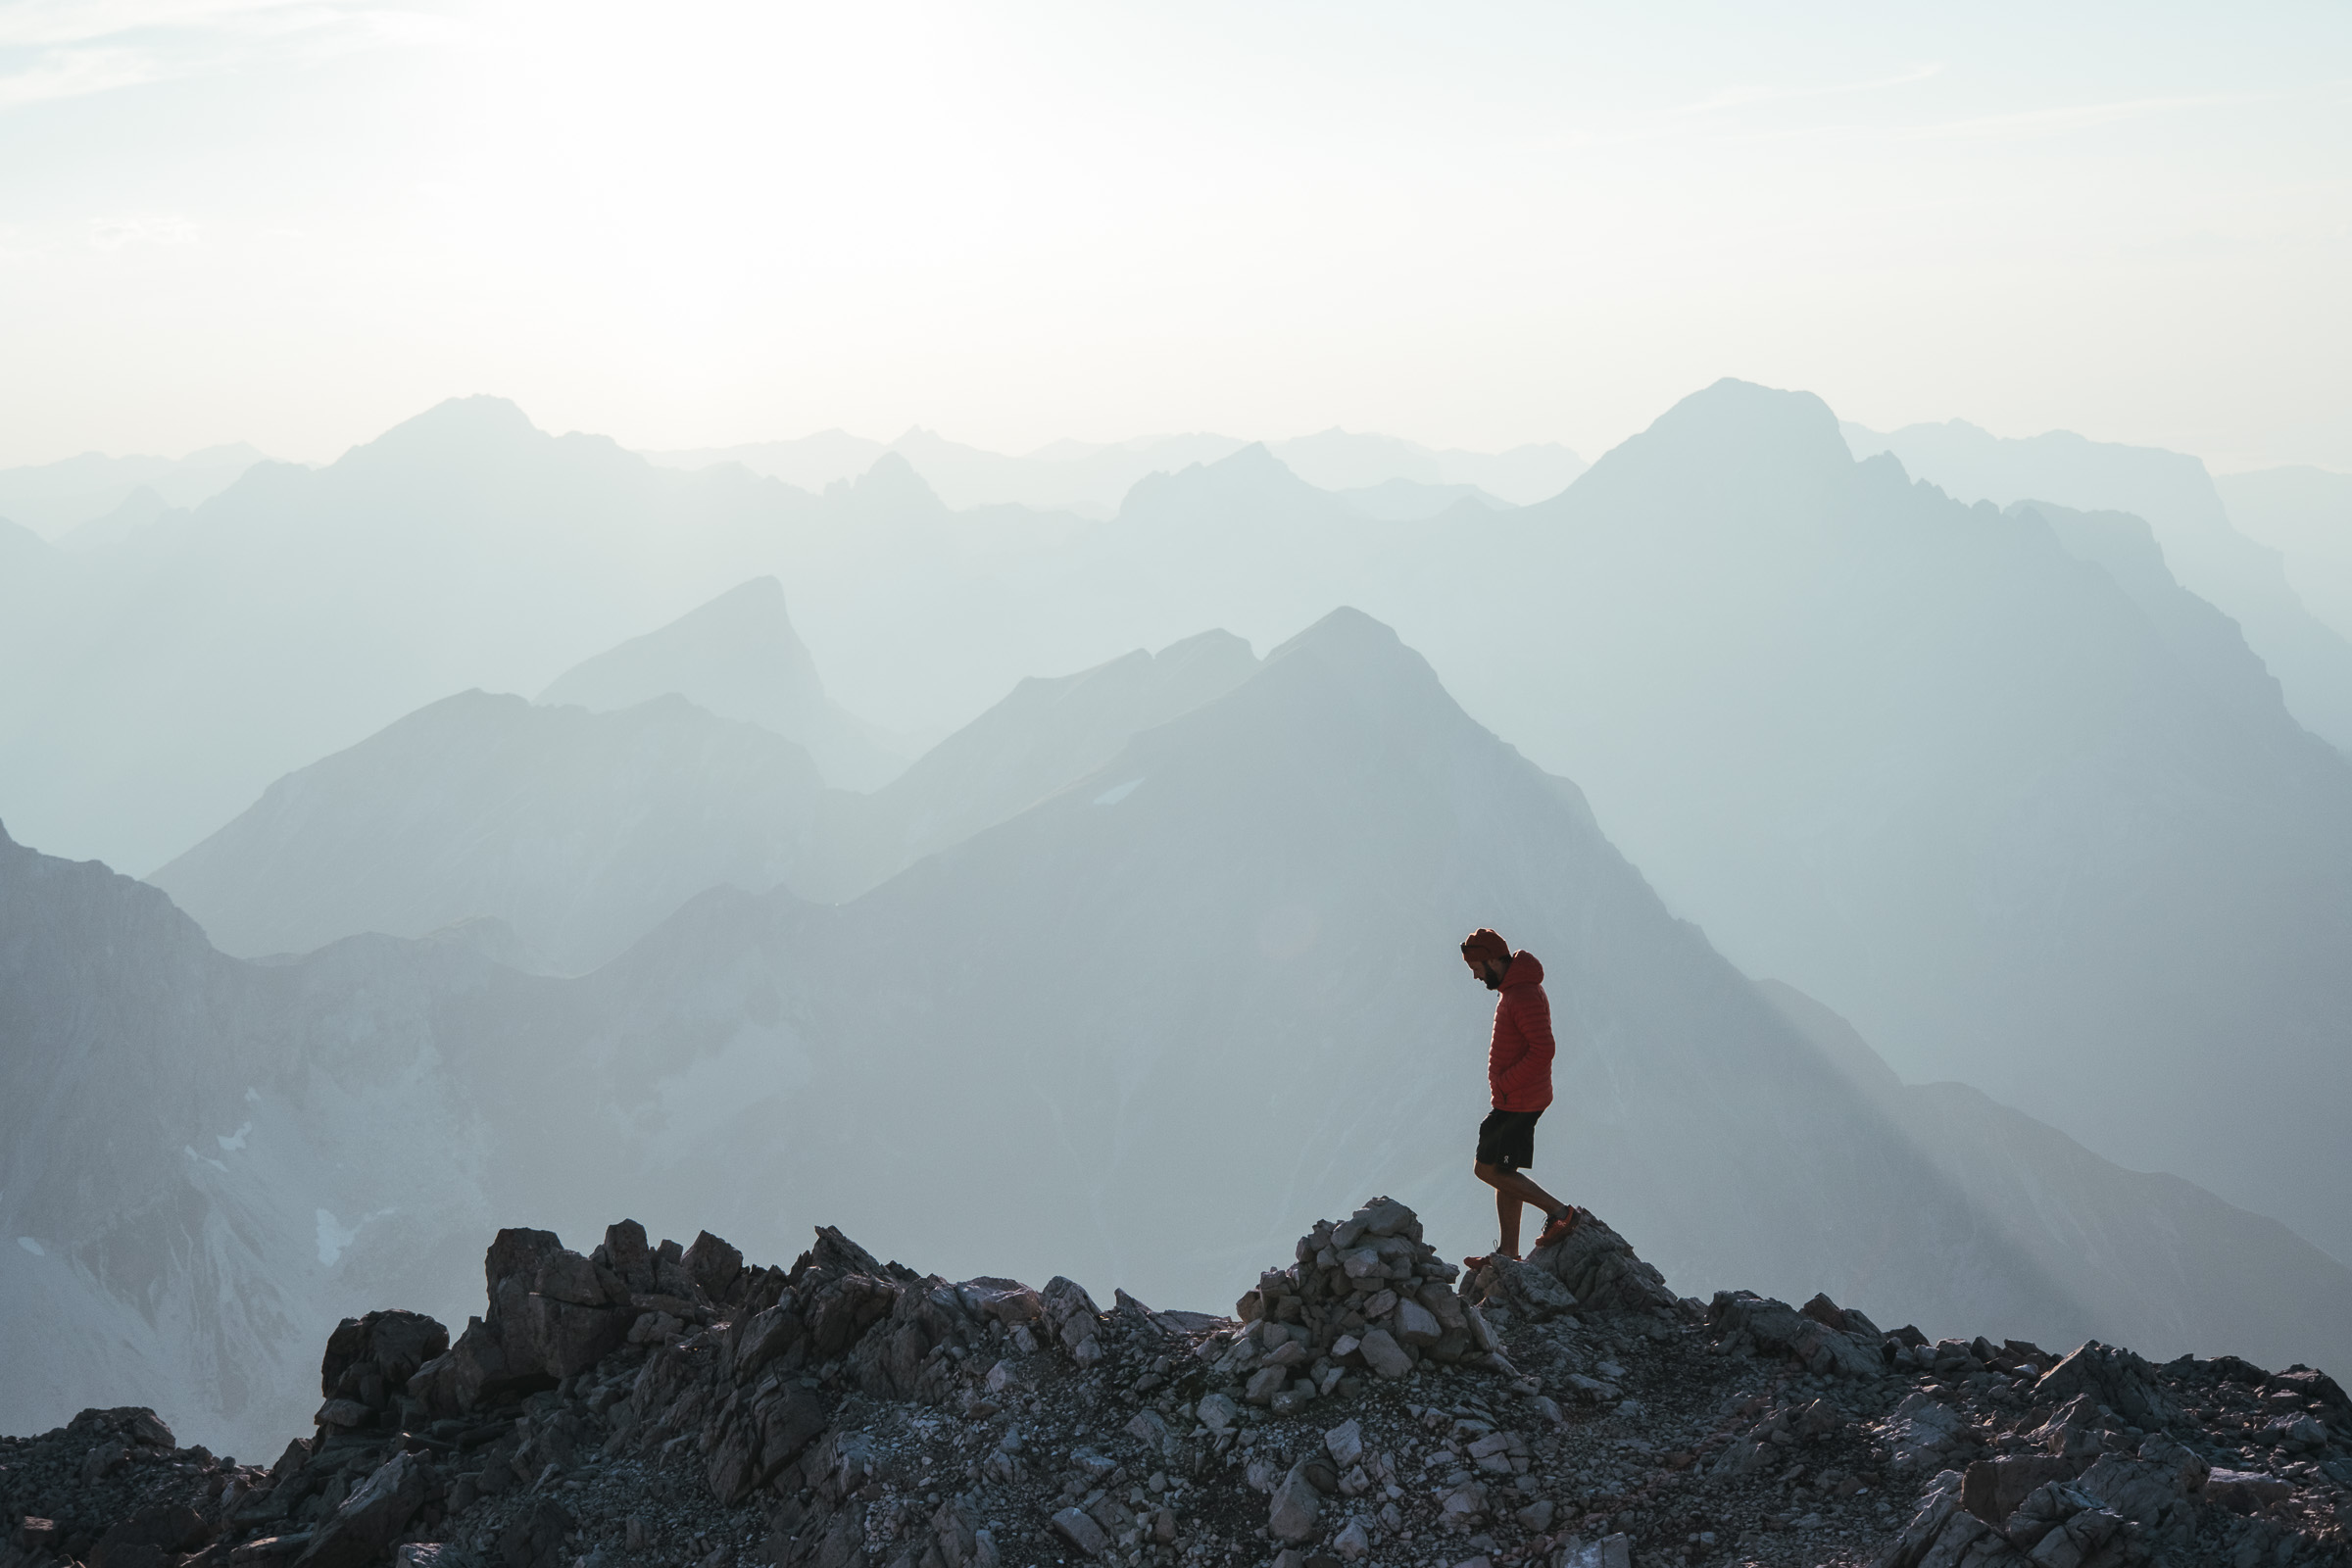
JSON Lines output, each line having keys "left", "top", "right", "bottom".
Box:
{"left": 1476, "top": 1108, "right": 1543, "bottom": 1171}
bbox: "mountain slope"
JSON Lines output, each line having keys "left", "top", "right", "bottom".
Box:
{"left": 429, "top": 610, "right": 2352, "bottom": 1377}
{"left": 0, "top": 444, "right": 266, "bottom": 539}
{"left": 0, "top": 822, "right": 495, "bottom": 1455}
{"left": 148, "top": 691, "right": 835, "bottom": 973}
{"left": 537, "top": 577, "right": 905, "bottom": 791}
{"left": 1845, "top": 417, "right": 2352, "bottom": 752}
{"left": 1758, "top": 981, "right": 2352, "bottom": 1372}
{"left": 1455, "top": 381, "right": 2352, "bottom": 1270}
{"left": 11, "top": 610, "right": 2352, "bottom": 1457}
{"left": 797, "top": 627, "right": 1259, "bottom": 898}
{"left": 2217, "top": 465, "right": 2352, "bottom": 644}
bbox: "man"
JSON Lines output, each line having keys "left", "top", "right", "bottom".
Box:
{"left": 1461, "top": 927, "right": 1580, "bottom": 1266}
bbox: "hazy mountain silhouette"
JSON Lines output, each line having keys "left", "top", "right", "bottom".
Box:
{"left": 1267, "top": 427, "right": 1583, "bottom": 503}
{"left": 0, "top": 819, "right": 498, "bottom": 1456}
{"left": 797, "top": 628, "right": 1260, "bottom": 900}
{"left": 538, "top": 577, "right": 906, "bottom": 791}
{"left": 18, "top": 386, "right": 2352, "bottom": 1282}
{"left": 148, "top": 625, "right": 1258, "bottom": 961}
{"left": 1846, "top": 417, "right": 2352, "bottom": 752}
{"left": 0, "top": 397, "right": 1043, "bottom": 873}
{"left": 12, "top": 610, "right": 2350, "bottom": 1456}
{"left": 0, "top": 444, "right": 267, "bottom": 540}
{"left": 1334, "top": 477, "right": 1503, "bottom": 521}
{"left": 648, "top": 426, "right": 1582, "bottom": 514}
{"left": 1454, "top": 380, "right": 2352, "bottom": 1268}
{"left": 147, "top": 691, "right": 839, "bottom": 973}
{"left": 2217, "top": 466, "right": 2352, "bottom": 644}
{"left": 651, "top": 429, "right": 1250, "bottom": 516}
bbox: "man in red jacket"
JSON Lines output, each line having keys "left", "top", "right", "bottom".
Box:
{"left": 1461, "top": 926, "right": 1581, "bottom": 1266}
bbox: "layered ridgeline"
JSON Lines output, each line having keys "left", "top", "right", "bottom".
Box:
{"left": 0, "top": 400, "right": 1097, "bottom": 876}
{"left": 535, "top": 577, "right": 906, "bottom": 792}
{"left": 23, "top": 389, "right": 2352, "bottom": 1285}
{"left": 146, "top": 693, "right": 839, "bottom": 975}
{"left": 645, "top": 424, "right": 1582, "bottom": 514}
{"left": 1411, "top": 383, "right": 2352, "bottom": 1273}
{"left": 1842, "top": 416, "right": 2352, "bottom": 755}
{"left": 150, "top": 593, "right": 1259, "bottom": 969}
{"left": 4, "top": 1201, "right": 2348, "bottom": 1568}
{"left": 2217, "top": 466, "right": 2352, "bottom": 646}
{"left": 0, "top": 445, "right": 267, "bottom": 541}
{"left": 7, "top": 612, "right": 2348, "bottom": 1459}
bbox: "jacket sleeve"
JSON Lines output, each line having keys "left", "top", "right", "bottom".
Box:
{"left": 1516, "top": 986, "right": 1556, "bottom": 1075}
{"left": 1489, "top": 993, "right": 1535, "bottom": 1084}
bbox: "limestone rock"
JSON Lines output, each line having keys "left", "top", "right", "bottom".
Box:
{"left": 1267, "top": 1460, "right": 1322, "bottom": 1542}
{"left": 1050, "top": 1506, "right": 1110, "bottom": 1558}
{"left": 1356, "top": 1329, "right": 1411, "bottom": 1381}
{"left": 1525, "top": 1212, "right": 1678, "bottom": 1313}
{"left": 1708, "top": 1290, "right": 1880, "bottom": 1377}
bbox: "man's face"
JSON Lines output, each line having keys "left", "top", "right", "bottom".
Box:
{"left": 1464, "top": 952, "right": 1506, "bottom": 991}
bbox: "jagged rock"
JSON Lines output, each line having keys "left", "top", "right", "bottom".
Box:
{"left": 1966, "top": 1455, "right": 2082, "bottom": 1524}
{"left": 292, "top": 1452, "right": 422, "bottom": 1568}
{"left": 1356, "top": 1329, "right": 1411, "bottom": 1381}
{"left": 679, "top": 1232, "right": 744, "bottom": 1304}
{"left": 1524, "top": 1212, "right": 1678, "bottom": 1313}
{"left": 1466, "top": 1257, "right": 1578, "bottom": 1323}
{"left": 2034, "top": 1342, "right": 2176, "bottom": 1430}
{"left": 595, "top": 1220, "right": 656, "bottom": 1295}
{"left": 407, "top": 1320, "right": 511, "bottom": 1415}
{"left": 1267, "top": 1459, "right": 1321, "bottom": 1542}
{"left": 1050, "top": 1504, "right": 1110, "bottom": 1557}
{"left": 1879, "top": 1391, "right": 1973, "bottom": 1475}
{"left": 1708, "top": 1290, "right": 1881, "bottom": 1377}
{"left": 320, "top": 1312, "right": 449, "bottom": 1412}
{"left": 493, "top": 1499, "right": 573, "bottom": 1568}
{"left": 9, "top": 1204, "right": 2346, "bottom": 1568}
{"left": 87, "top": 1502, "right": 206, "bottom": 1568}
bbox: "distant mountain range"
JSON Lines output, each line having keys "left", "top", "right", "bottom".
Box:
{"left": 1845, "top": 417, "right": 2352, "bottom": 754}
{"left": 150, "top": 590, "right": 1261, "bottom": 969}
{"left": 12, "top": 383, "right": 2352, "bottom": 1453}
{"left": 0, "top": 444, "right": 268, "bottom": 541}
{"left": 537, "top": 576, "right": 907, "bottom": 792}
{"left": 2217, "top": 465, "right": 2352, "bottom": 646}
{"left": 9, "top": 609, "right": 2347, "bottom": 1462}
{"left": 644, "top": 426, "right": 1586, "bottom": 515}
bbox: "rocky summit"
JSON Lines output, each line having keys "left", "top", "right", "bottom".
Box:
{"left": 3, "top": 1202, "right": 2346, "bottom": 1568}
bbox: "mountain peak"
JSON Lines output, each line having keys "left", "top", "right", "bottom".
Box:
{"left": 1546, "top": 378, "right": 1853, "bottom": 525}
{"left": 833, "top": 451, "right": 948, "bottom": 515}
{"left": 1117, "top": 441, "right": 1340, "bottom": 524}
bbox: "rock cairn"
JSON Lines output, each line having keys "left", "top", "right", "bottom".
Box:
{"left": 1217, "top": 1198, "right": 1484, "bottom": 1412}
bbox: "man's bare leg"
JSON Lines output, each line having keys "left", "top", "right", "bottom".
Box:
{"left": 1475, "top": 1161, "right": 1568, "bottom": 1257}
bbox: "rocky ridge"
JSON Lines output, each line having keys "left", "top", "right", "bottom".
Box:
{"left": 4, "top": 1201, "right": 2346, "bottom": 1568}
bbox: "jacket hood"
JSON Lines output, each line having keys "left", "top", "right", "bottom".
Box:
{"left": 1502, "top": 952, "right": 1544, "bottom": 987}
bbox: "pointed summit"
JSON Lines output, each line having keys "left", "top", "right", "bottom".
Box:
{"left": 1118, "top": 442, "right": 1348, "bottom": 526}
{"left": 830, "top": 451, "right": 948, "bottom": 518}
{"left": 539, "top": 577, "right": 903, "bottom": 790}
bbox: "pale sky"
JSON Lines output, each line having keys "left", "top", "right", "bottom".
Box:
{"left": 2, "top": 1, "right": 2347, "bottom": 471}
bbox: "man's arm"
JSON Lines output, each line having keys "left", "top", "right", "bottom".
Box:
{"left": 1517, "top": 986, "right": 1556, "bottom": 1067}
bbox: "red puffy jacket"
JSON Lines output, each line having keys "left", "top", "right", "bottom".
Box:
{"left": 1488, "top": 952, "right": 1555, "bottom": 1111}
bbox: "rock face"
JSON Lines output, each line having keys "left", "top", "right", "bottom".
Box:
{"left": 7, "top": 1202, "right": 2350, "bottom": 1568}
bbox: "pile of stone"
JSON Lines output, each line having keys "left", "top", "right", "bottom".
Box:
{"left": 1213, "top": 1198, "right": 1494, "bottom": 1416}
